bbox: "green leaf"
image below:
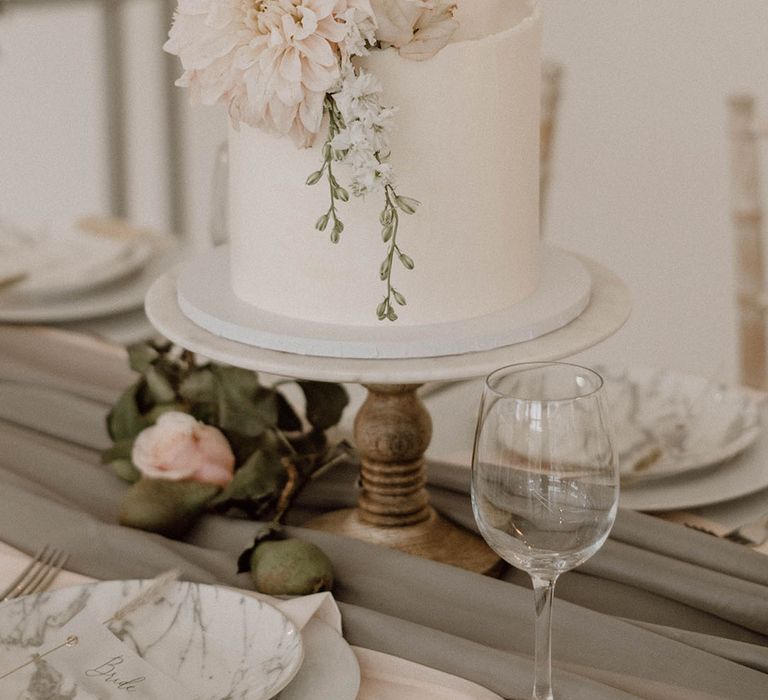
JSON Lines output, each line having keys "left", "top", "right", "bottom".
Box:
{"left": 111, "top": 458, "right": 141, "bottom": 484}
{"left": 144, "top": 403, "right": 186, "bottom": 424}
{"left": 106, "top": 382, "right": 148, "bottom": 441}
{"left": 179, "top": 368, "right": 217, "bottom": 405}
{"left": 213, "top": 366, "right": 278, "bottom": 437}
{"left": 298, "top": 381, "right": 349, "bottom": 431}
{"left": 127, "top": 343, "right": 158, "bottom": 373}
{"left": 214, "top": 450, "right": 286, "bottom": 510}
{"left": 145, "top": 365, "right": 176, "bottom": 404}
{"left": 101, "top": 439, "right": 133, "bottom": 465}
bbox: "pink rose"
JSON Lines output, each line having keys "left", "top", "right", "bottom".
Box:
{"left": 132, "top": 412, "right": 235, "bottom": 487}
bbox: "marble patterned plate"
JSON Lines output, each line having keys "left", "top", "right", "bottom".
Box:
{"left": 0, "top": 580, "right": 303, "bottom": 700}
{"left": 596, "top": 366, "right": 766, "bottom": 483}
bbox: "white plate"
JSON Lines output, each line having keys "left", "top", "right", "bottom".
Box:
{"left": 596, "top": 366, "right": 765, "bottom": 483}
{"left": 0, "top": 221, "right": 155, "bottom": 298}
{"left": 277, "top": 619, "right": 360, "bottom": 700}
{"left": 0, "top": 580, "right": 303, "bottom": 700}
{"left": 619, "top": 420, "right": 768, "bottom": 511}
{"left": 423, "top": 377, "right": 768, "bottom": 512}
{"left": 0, "top": 243, "right": 185, "bottom": 323}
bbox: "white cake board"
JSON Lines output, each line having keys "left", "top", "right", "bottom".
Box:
{"left": 145, "top": 255, "right": 630, "bottom": 384}
{"left": 176, "top": 246, "right": 591, "bottom": 360}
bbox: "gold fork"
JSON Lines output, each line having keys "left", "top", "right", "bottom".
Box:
{"left": 0, "top": 545, "right": 69, "bottom": 602}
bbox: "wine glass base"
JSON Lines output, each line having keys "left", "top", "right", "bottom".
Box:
{"left": 305, "top": 507, "right": 502, "bottom": 574}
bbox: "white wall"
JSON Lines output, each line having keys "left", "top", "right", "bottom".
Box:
{"left": 540, "top": 0, "right": 768, "bottom": 380}
{"left": 2, "top": 1, "right": 768, "bottom": 382}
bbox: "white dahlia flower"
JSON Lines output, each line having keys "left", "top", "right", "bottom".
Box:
{"left": 165, "top": 0, "right": 374, "bottom": 146}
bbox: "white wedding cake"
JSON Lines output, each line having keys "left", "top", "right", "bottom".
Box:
{"left": 227, "top": 0, "right": 541, "bottom": 327}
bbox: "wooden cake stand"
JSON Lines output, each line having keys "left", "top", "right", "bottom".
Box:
{"left": 145, "top": 256, "right": 630, "bottom": 574}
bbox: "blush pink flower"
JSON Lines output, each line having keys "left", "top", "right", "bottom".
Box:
{"left": 370, "top": 0, "right": 457, "bottom": 60}
{"left": 132, "top": 412, "right": 235, "bottom": 487}
{"left": 164, "top": 0, "right": 373, "bottom": 146}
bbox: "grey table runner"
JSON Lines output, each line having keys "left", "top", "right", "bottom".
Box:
{"left": 1, "top": 377, "right": 767, "bottom": 699}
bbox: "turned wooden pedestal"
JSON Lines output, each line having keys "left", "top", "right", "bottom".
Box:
{"left": 147, "top": 257, "right": 630, "bottom": 575}
{"left": 307, "top": 384, "right": 500, "bottom": 574}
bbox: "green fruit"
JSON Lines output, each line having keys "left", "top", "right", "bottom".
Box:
{"left": 120, "top": 479, "right": 219, "bottom": 538}
{"left": 249, "top": 539, "right": 334, "bottom": 596}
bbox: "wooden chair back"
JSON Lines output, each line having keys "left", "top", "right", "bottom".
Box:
{"left": 729, "top": 95, "right": 768, "bottom": 388}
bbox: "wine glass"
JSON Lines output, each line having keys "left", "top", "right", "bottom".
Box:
{"left": 471, "top": 362, "right": 618, "bottom": 700}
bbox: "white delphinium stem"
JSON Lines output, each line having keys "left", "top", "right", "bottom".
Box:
{"left": 306, "top": 5, "right": 421, "bottom": 321}
{"left": 331, "top": 63, "right": 396, "bottom": 196}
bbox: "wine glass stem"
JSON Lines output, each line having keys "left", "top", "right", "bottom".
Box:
{"left": 531, "top": 573, "right": 558, "bottom": 700}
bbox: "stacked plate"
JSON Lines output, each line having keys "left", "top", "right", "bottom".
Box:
{"left": 0, "top": 218, "right": 184, "bottom": 343}
{"left": 425, "top": 367, "right": 768, "bottom": 512}
{"left": 0, "top": 580, "right": 361, "bottom": 699}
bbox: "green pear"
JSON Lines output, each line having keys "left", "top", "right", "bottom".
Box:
{"left": 120, "top": 479, "right": 219, "bottom": 538}
{"left": 249, "top": 539, "right": 334, "bottom": 596}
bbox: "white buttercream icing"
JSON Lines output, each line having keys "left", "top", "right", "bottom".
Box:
{"left": 228, "top": 0, "right": 541, "bottom": 327}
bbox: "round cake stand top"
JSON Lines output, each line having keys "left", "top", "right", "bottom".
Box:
{"left": 145, "top": 255, "right": 630, "bottom": 384}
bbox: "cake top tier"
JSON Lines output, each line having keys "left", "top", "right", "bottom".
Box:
{"left": 166, "top": 0, "right": 541, "bottom": 324}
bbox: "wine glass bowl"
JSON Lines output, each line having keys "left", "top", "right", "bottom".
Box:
{"left": 471, "top": 362, "right": 618, "bottom": 699}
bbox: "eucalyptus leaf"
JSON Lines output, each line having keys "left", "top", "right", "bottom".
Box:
{"left": 213, "top": 366, "right": 278, "bottom": 437}
{"left": 145, "top": 365, "right": 176, "bottom": 404}
{"left": 213, "top": 450, "right": 286, "bottom": 510}
{"left": 220, "top": 388, "right": 278, "bottom": 437}
{"left": 298, "top": 381, "right": 349, "bottom": 431}
{"left": 179, "top": 368, "right": 217, "bottom": 405}
{"left": 107, "top": 382, "right": 148, "bottom": 441}
{"left": 127, "top": 343, "right": 158, "bottom": 373}
{"left": 145, "top": 403, "right": 186, "bottom": 424}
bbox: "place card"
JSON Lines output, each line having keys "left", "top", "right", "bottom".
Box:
{"left": 1, "top": 610, "right": 193, "bottom": 699}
